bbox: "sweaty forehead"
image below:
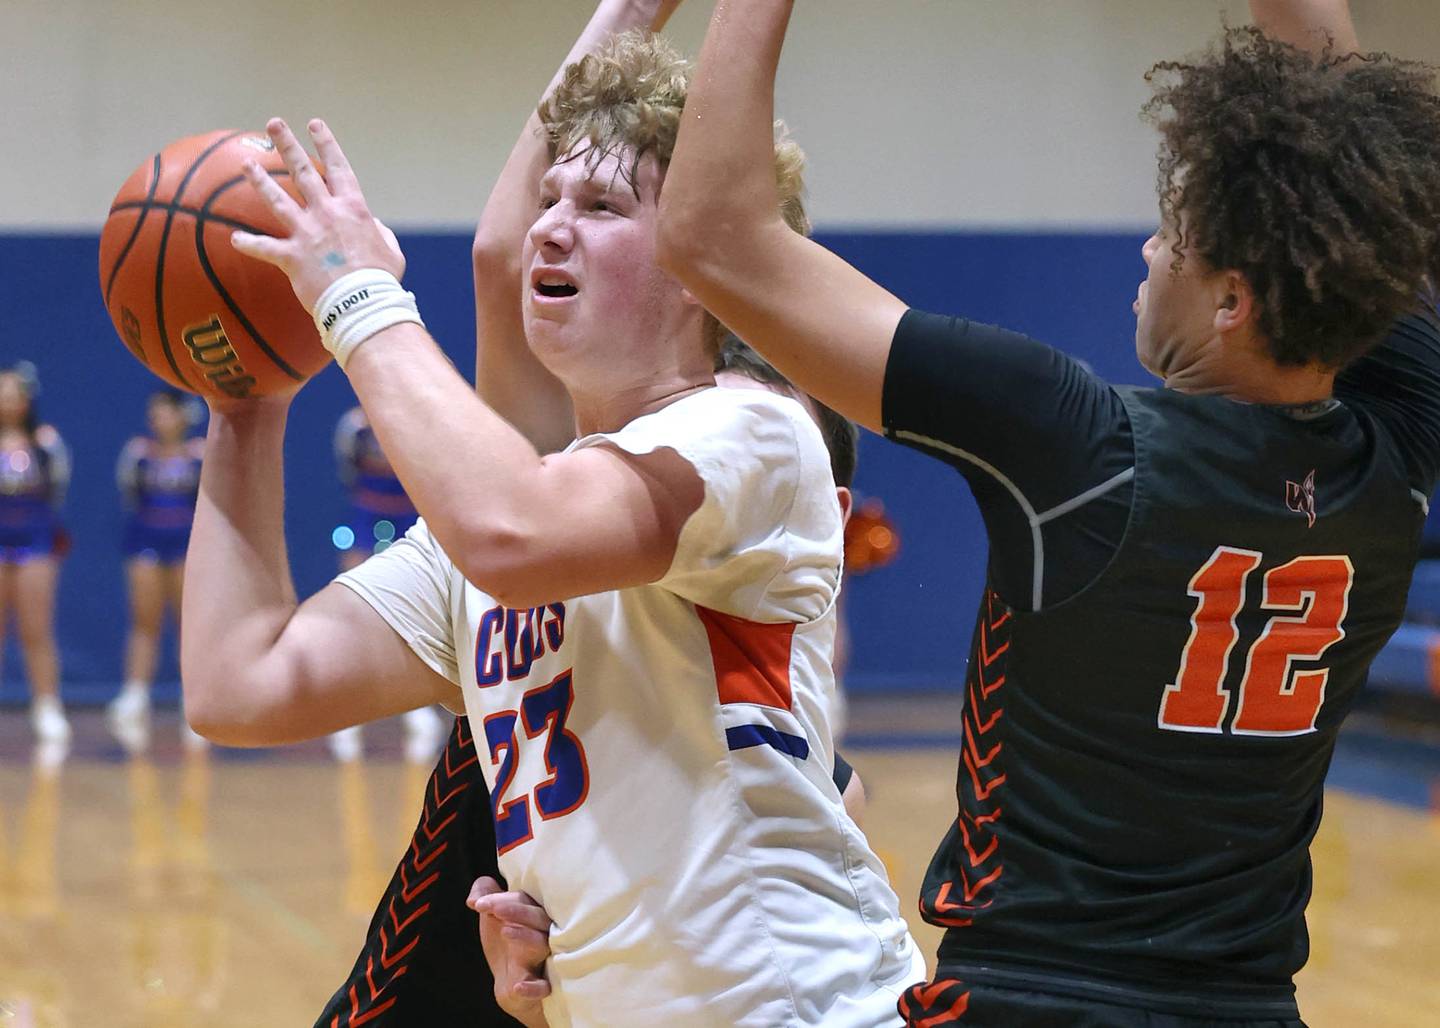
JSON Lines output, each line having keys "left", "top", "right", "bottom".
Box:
{"left": 543, "top": 145, "right": 665, "bottom": 197}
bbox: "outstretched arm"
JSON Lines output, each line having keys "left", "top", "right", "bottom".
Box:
{"left": 473, "top": 0, "right": 683, "bottom": 453}
{"left": 1250, "top": 0, "right": 1358, "bottom": 54}
{"left": 658, "top": 0, "right": 906, "bottom": 434}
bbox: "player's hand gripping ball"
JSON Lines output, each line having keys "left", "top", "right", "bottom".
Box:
{"left": 99, "top": 129, "right": 331, "bottom": 402}
{"left": 226, "top": 118, "right": 405, "bottom": 316}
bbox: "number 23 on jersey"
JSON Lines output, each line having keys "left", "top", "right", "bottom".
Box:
{"left": 483, "top": 669, "right": 591, "bottom": 854}
{"left": 1159, "top": 547, "right": 1354, "bottom": 737}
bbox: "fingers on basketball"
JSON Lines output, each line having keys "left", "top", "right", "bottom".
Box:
{"left": 307, "top": 118, "right": 364, "bottom": 199}
{"left": 265, "top": 118, "right": 331, "bottom": 207}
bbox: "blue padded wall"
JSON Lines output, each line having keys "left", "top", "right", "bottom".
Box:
{"left": 0, "top": 229, "right": 1151, "bottom": 702}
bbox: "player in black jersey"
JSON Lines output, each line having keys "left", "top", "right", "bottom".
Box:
{"left": 660, "top": 0, "right": 1440, "bottom": 1024}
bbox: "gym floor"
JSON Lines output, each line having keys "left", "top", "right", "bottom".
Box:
{"left": 0, "top": 695, "right": 1436, "bottom": 1027}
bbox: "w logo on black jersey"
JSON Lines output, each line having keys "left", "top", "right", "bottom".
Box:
{"left": 1286, "top": 470, "right": 1317, "bottom": 528}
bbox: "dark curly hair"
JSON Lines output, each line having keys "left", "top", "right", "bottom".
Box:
{"left": 1143, "top": 27, "right": 1440, "bottom": 368}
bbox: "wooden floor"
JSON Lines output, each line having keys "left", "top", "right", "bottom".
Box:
{"left": 0, "top": 705, "right": 1437, "bottom": 1027}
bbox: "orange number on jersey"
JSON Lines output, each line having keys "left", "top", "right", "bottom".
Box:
{"left": 1158, "top": 547, "right": 1261, "bottom": 733}
{"left": 1159, "top": 548, "right": 1353, "bottom": 736}
{"left": 1232, "top": 556, "right": 1353, "bottom": 735}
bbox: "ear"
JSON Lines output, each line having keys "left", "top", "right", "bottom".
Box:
{"left": 836, "top": 486, "right": 854, "bottom": 528}
{"left": 1213, "top": 269, "right": 1257, "bottom": 335}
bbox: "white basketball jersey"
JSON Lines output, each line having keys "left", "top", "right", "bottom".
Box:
{"left": 339, "top": 388, "right": 922, "bottom": 1027}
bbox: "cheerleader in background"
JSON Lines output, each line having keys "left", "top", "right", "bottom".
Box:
{"left": 329, "top": 406, "right": 447, "bottom": 763}
{"left": 107, "top": 390, "right": 206, "bottom": 752}
{"left": 0, "top": 365, "right": 71, "bottom": 744}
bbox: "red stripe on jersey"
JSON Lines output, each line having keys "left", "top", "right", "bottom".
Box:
{"left": 697, "top": 606, "right": 796, "bottom": 710}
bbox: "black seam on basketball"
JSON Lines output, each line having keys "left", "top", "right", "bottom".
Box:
{"left": 154, "top": 131, "right": 245, "bottom": 390}
{"left": 108, "top": 199, "right": 272, "bottom": 236}
{"left": 104, "top": 153, "right": 163, "bottom": 309}
{"left": 194, "top": 170, "right": 305, "bottom": 381}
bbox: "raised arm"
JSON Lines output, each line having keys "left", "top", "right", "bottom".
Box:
{"left": 1249, "top": 0, "right": 1358, "bottom": 54}
{"left": 657, "top": 0, "right": 905, "bottom": 434}
{"left": 180, "top": 398, "right": 456, "bottom": 746}
{"left": 473, "top": 0, "right": 682, "bottom": 453}
{"left": 231, "top": 119, "right": 706, "bottom": 611}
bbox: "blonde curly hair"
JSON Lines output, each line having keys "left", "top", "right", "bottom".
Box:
{"left": 539, "top": 30, "right": 809, "bottom": 353}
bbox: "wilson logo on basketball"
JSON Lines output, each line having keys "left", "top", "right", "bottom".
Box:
{"left": 182, "top": 317, "right": 258, "bottom": 399}
{"left": 100, "top": 129, "right": 331, "bottom": 401}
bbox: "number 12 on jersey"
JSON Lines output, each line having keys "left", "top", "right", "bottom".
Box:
{"left": 1159, "top": 547, "right": 1354, "bottom": 736}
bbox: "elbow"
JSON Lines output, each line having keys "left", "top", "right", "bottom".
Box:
{"left": 658, "top": 198, "right": 771, "bottom": 292}
{"left": 180, "top": 660, "right": 291, "bottom": 748}
{"left": 452, "top": 521, "right": 558, "bottom": 611}
{"left": 472, "top": 228, "right": 524, "bottom": 296}
{"left": 655, "top": 199, "right": 709, "bottom": 280}
{"left": 181, "top": 685, "right": 258, "bottom": 748}
{"left": 184, "top": 713, "right": 254, "bottom": 749}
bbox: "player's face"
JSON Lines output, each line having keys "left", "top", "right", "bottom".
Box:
{"left": 1133, "top": 221, "right": 1225, "bottom": 380}
{"left": 522, "top": 147, "right": 700, "bottom": 385}
{"left": 0, "top": 374, "right": 30, "bottom": 429}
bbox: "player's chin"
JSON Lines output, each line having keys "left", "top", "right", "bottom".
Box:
{"left": 1134, "top": 332, "right": 1161, "bottom": 380}
{"left": 523, "top": 319, "right": 579, "bottom": 370}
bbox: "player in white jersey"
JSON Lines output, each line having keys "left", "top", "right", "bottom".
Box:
{"left": 183, "top": 21, "right": 922, "bottom": 1028}
{"left": 340, "top": 386, "right": 905, "bottom": 1028}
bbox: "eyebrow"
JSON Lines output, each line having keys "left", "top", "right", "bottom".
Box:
{"left": 539, "top": 171, "right": 632, "bottom": 204}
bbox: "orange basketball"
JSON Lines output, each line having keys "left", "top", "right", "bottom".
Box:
{"left": 99, "top": 129, "right": 330, "bottom": 401}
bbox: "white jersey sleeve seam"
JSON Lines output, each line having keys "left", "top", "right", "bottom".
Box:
{"left": 333, "top": 574, "right": 464, "bottom": 692}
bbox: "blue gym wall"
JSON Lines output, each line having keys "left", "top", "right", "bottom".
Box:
{"left": 9, "top": 2, "right": 1440, "bottom": 705}
{"left": 0, "top": 229, "right": 1150, "bottom": 703}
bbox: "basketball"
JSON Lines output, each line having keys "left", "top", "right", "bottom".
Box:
{"left": 98, "top": 129, "right": 330, "bottom": 401}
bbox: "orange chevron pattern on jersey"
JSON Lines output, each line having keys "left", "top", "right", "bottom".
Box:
{"left": 899, "top": 978, "right": 973, "bottom": 1025}
{"left": 924, "top": 591, "right": 1009, "bottom": 929}
{"left": 329, "top": 719, "right": 481, "bottom": 1027}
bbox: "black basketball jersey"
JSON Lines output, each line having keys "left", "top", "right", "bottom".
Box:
{"left": 883, "top": 310, "right": 1440, "bottom": 1019}
{"left": 315, "top": 717, "right": 522, "bottom": 1028}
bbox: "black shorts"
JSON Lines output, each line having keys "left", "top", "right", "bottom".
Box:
{"left": 899, "top": 979, "right": 1306, "bottom": 1028}
{"left": 315, "top": 716, "right": 522, "bottom": 1028}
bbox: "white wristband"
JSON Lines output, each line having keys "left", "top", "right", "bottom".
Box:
{"left": 312, "top": 269, "right": 425, "bottom": 370}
